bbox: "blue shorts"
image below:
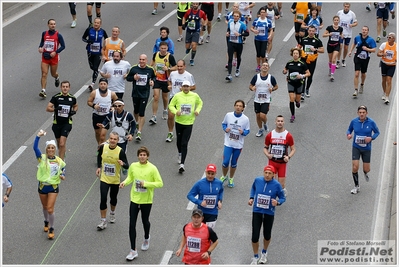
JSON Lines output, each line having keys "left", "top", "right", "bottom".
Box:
{"left": 339, "top": 37, "right": 351, "bottom": 46}
{"left": 222, "top": 145, "right": 242, "bottom": 168}
{"left": 38, "top": 182, "right": 59, "bottom": 194}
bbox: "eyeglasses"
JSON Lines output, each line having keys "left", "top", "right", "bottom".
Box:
{"left": 388, "top": 36, "right": 394, "bottom": 39}
{"left": 114, "top": 105, "right": 123, "bottom": 107}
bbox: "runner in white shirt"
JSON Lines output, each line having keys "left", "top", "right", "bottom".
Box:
{"left": 336, "top": 3, "right": 358, "bottom": 68}
{"left": 166, "top": 59, "right": 196, "bottom": 142}
{"left": 100, "top": 50, "right": 131, "bottom": 99}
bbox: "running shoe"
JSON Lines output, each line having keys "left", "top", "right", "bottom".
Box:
{"left": 250, "top": 257, "right": 259, "bottom": 265}
{"left": 225, "top": 8, "right": 229, "bottom": 16}
{"left": 109, "top": 213, "right": 116, "bottom": 223}
{"left": 374, "top": 2, "right": 377, "bottom": 8}
{"left": 71, "top": 20, "right": 77, "bottom": 28}
{"left": 177, "top": 36, "right": 183, "bottom": 42}
{"left": 385, "top": 99, "right": 390, "bottom": 105}
{"left": 342, "top": 61, "right": 346, "bottom": 67}
{"left": 364, "top": 172, "right": 370, "bottom": 182}
{"left": 136, "top": 132, "right": 142, "bottom": 141}
{"left": 290, "top": 115, "right": 295, "bottom": 123}
{"left": 152, "top": 9, "right": 157, "bottom": 15}
{"left": 392, "top": 12, "right": 396, "bottom": 19}
{"left": 226, "top": 74, "right": 233, "bottom": 82}
{"left": 48, "top": 227, "right": 55, "bottom": 239}
{"left": 220, "top": 176, "right": 228, "bottom": 184}
{"left": 366, "top": 4, "right": 371, "bottom": 11}
{"left": 161, "top": 2, "right": 165, "bottom": 9}
{"left": 87, "top": 84, "right": 93, "bottom": 92}
{"left": 166, "top": 132, "right": 174, "bottom": 142}
{"left": 227, "top": 178, "right": 234, "bottom": 188}
{"left": 300, "top": 94, "right": 305, "bottom": 101}
{"left": 235, "top": 69, "right": 240, "bottom": 77}
{"left": 330, "top": 75, "right": 334, "bottom": 82}
{"left": 149, "top": 115, "right": 157, "bottom": 124}
{"left": 179, "top": 164, "right": 185, "bottom": 174}
{"left": 162, "top": 109, "right": 168, "bottom": 120}
{"left": 336, "top": 61, "right": 340, "bottom": 69}
{"left": 39, "top": 89, "right": 47, "bottom": 98}
{"left": 190, "top": 59, "right": 194, "bottom": 66}
{"left": 178, "top": 153, "right": 181, "bottom": 164}
{"left": 55, "top": 77, "right": 60, "bottom": 87}
{"left": 141, "top": 236, "right": 150, "bottom": 251}
{"left": 256, "top": 65, "right": 261, "bottom": 72}
{"left": 382, "top": 94, "right": 387, "bottom": 101}
{"left": 44, "top": 221, "right": 49, "bottom": 232}
{"left": 217, "top": 14, "right": 221, "bottom": 22}
{"left": 126, "top": 250, "right": 138, "bottom": 261}
{"left": 359, "top": 84, "right": 364, "bottom": 94}
{"left": 225, "top": 64, "right": 228, "bottom": 70}
{"left": 383, "top": 29, "right": 387, "bottom": 37}
{"left": 263, "top": 123, "right": 268, "bottom": 132}
{"left": 185, "top": 49, "right": 190, "bottom": 54}
{"left": 198, "top": 38, "right": 204, "bottom": 45}
{"left": 283, "top": 188, "right": 287, "bottom": 197}
{"left": 296, "top": 101, "right": 300, "bottom": 108}
{"left": 243, "top": 37, "right": 246, "bottom": 44}
{"left": 376, "top": 36, "right": 381, "bottom": 43}
{"left": 259, "top": 252, "right": 268, "bottom": 264}
{"left": 97, "top": 220, "right": 107, "bottom": 230}
{"left": 351, "top": 186, "right": 360, "bottom": 194}
{"left": 206, "top": 35, "right": 210, "bottom": 43}
{"left": 352, "top": 89, "right": 358, "bottom": 97}
{"left": 305, "top": 90, "right": 310, "bottom": 97}
{"left": 255, "top": 129, "right": 264, "bottom": 137}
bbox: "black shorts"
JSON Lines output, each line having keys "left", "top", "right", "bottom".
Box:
{"left": 153, "top": 80, "right": 169, "bottom": 93}
{"left": 287, "top": 82, "right": 304, "bottom": 94}
{"left": 87, "top": 2, "right": 101, "bottom": 8}
{"left": 52, "top": 123, "right": 72, "bottom": 139}
{"left": 177, "top": 11, "right": 186, "bottom": 24}
{"left": 294, "top": 22, "right": 302, "bottom": 33}
{"left": 203, "top": 213, "right": 218, "bottom": 223}
{"left": 376, "top": 7, "right": 389, "bottom": 20}
{"left": 38, "top": 182, "right": 59, "bottom": 194}
{"left": 201, "top": 3, "right": 214, "bottom": 21}
{"left": 352, "top": 146, "right": 371, "bottom": 163}
{"left": 327, "top": 43, "right": 340, "bottom": 53}
{"left": 92, "top": 113, "right": 107, "bottom": 129}
{"left": 132, "top": 97, "right": 149, "bottom": 117}
{"left": 354, "top": 57, "right": 370, "bottom": 73}
{"left": 254, "top": 102, "right": 270, "bottom": 114}
{"left": 185, "top": 31, "right": 200, "bottom": 44}
{"left": 380, "top": 62, "right": 396, "bottom": 77}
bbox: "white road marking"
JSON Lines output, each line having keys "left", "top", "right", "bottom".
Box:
{"left": 283, "top": 26, "right": 295, "bottom": 42}
{"left": 2, "top": 3, "right": 46, "bottom": 27}
{"left": 160, "top": 250, "right": 174, "bottom": 265}
{"left": 155, "top": 10, "right": 176, "bottom": 27}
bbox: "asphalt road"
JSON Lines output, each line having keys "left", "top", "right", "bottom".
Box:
{"left": 2, "top": 2, "right": 397, "bottom": 265}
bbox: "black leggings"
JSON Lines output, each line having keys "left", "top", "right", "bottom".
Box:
{"left": 175, "top": 123, "right": 193, "bottom": 165}
{"left": 129, "top": 202, "right": 152, "bottom": 250}
{"left": 227, "top": 42, "right": 243, "bottom": 74}
{"left": 304, "top": 59, "right": 317, "bottom": 91}
{"left": 99, "top": 181, "right": 119, "bottom": 210}
{"left": 87, "top": 52, "right": 102, "bottom": 83}
{"left": 68, "top": 2, "right": 76, "bottom": 15}
{"left": 251, "top": 212, "right": 274, "bottom": 243}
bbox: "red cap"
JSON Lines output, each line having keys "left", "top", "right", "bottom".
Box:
{"left": 206, "top": 164, "right": 217, "bottom": 173}
{"left": 264, "top": 165, "right": 276, "bottom": 173}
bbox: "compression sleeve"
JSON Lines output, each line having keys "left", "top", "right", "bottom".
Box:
{"left": 33, "top": 136, "right": 42, "bottom": 158}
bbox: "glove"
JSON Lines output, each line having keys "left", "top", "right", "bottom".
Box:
{"left": 87, "top": 40, "right": 93, "bottom": 44}
{"left": 69, "top": 110, "right": 76, "bottom": 116}
{"left": 182, "top": 24, "right": 186, "bottom": 31}
{"left": 55, "top": 106, "right": 63, "bottom": 111}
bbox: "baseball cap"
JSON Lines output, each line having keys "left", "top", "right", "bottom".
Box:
{"left": 99, "top": 77, "right": 108, "bottom": 84}
{"left": 192, "top": 209, "right": 203, "bottom": 217}
{"left": 357, "top": 105, "right": 367, "bottom": 111}
{"left": 205, "top": 164, "right": 217, "bottom": 173}
{"left": 264, "top": 165, "right": 276, "bottom": 173}
{"left": 182, "top": 80, "right": 191, "bottom": 86}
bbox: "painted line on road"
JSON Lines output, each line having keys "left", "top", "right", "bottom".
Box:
{"left": 41, "top": 176, "right": 99, "bottom": 264}
{"left": 155, "top": 10, "right": 176, "bottom": 27}
{"left": 2, "top": 146, "right": 27, "bottom": 172}
{"left": 283, "top": 26, "right": 295, "bottom": 42}
{"left": 2, "top": 3, "right": 46, "bottom": 28}
{"left": 160, "top": 250, "right": 174, "bottom": 265}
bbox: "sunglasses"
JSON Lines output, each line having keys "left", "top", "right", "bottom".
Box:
{"left": 388, "top": 36, "right": 394, "bottom": 39}
{"left": 114, "top": 105, "right": 123, "bottom": 107}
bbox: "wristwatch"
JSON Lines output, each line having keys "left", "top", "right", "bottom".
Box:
{"left": 207, "top": 251, "right": 211, "bottom": 256}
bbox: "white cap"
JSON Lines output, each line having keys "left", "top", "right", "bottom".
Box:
{"left": 182, "top": 80, "right": 191, "bottom": 86}
{"left": 45, "top": 140, "right": 57, "bottom": 150}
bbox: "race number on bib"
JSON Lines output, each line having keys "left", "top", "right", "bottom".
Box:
{"left": 103, "top": 163, "right": 116, "bottom": 176}
{"left": 256, "top": 194, "right": 271, "bottom": 209}
{"left": 187, "top": 236, "right": 201, "bottom": 252}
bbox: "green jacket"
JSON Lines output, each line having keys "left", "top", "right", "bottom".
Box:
{"left": 169, "top": 91, "right": 203, "bottom": 125}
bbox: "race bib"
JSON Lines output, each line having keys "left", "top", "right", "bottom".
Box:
{"left": 256, "top": 194, "right": 271, "bottom": 209}
{"left": 289, "top": 72, "right": 299, "bottom": 80}
{"left": 203, "top": 195, "right": 217, "bottom": 209}
{"left": 257, "top": 26, "right": 266, "bottom": 36}
{"left": 270, "top": 145, "right": 284, "bottom": 158}
{"left": 98, "top": 103, "right": 110, "bottom": 115}
{"left": 49, "top": 162, "right": 59, "bottom": 177}
{"left": 58, "top": 104, "right": 71, "bottom": 118}
{"left": 257, "top": 92, "right": 267, "bottom": 101}
{"left": 304, "top": 45, "right": 314, "bottom": 54}
{"left": 296, "top": 13, "right": 304, "bottom": 21}
{"left": 330, "top": 32, "right": 340, "bottom": 42}
{"left": 180, "top": 104, "right": 192, "bottom": 115}
{"left": 137, "top": 74, "right": 148, "bottom": 86}
{"left": 187, "top": 236, "right": 201, "bottom": 252}
{"left": 355, "top": 135, "right": 367, "bottom": 147}
{"left": 385, "top": 50, "right": 394, "bottom": 60}
{"left": 103, "top": 163, "right": 116, "bottom": 176}
{"left": 357, "top": 51, "right": 368, "bottom": 59}
{"left": 91, "top": 42, "right": 101, "bottom": 53}
{"left": 230, "top": 34, "right": 238, "bottom": 42}
{"left": 44, "top": 40, "right": 55, "bottom": 51}
{"left": 188, "top": 20, "right": 196, "bottom": 30}
{"left": 135, "top": 180, "right": 147, "bottom": 192}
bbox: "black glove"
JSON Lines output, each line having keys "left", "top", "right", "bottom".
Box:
{"left": 87, "top": 39, "right": 93, "bottom": 44}
{"left": 55, "top": 106, "right": 63, "bottom": 111}
{"left": 69, "top": 110, "right": 76, "bottom": 116}
{"left": 182, "top": 24, "right": 186, "bottom": 31}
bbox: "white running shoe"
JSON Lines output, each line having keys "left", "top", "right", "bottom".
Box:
{"left": 385, "top": 99, "right": 390, "bottom": 105}
{"left": 255, "top": 129, "right": 264, "bottom": 137}
{"left": 179, "top": 164, "right": 185, "bottom": 173}
{"left": 364, "top": 172, "right": 369, "bottom": 182}
{"left": 166, "top": 132, "right": 174, "bottom": 142}
{"left": 126, "top": 250, "right": 138, "bottom": 261}
{"left": 141, "top": 235, "right": 150, "bottom": 251}
{"left": 352, "top": 90, "right": 358, "bottom": 98}
{"left": 259, "top": 252, "right": 268, "bottom": 264}
{"left": 71, "top": 20, "right": 77, "bottom": 28}
{"left": 177, "top": 36, "right": 183, "bottom": 42}
{"left": 351, "top": 186, "right": 360, "bottom": 194}
{"left": 382, "top": 94, "right": 386, "bottom": 101}
{"left": 250, "top": 257, "right": 259, "bottom": 265}
{"left": 162, "top": 109, "right": 168, "bottom": 120}
{"left": 97, "top": 220, "right": 107, "bottom": 230}
{"left": 109, "top": 213, "right": 116, "bottom": 223}
{"left": 359, "top": 85, "right": 364, "bottom": 94}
